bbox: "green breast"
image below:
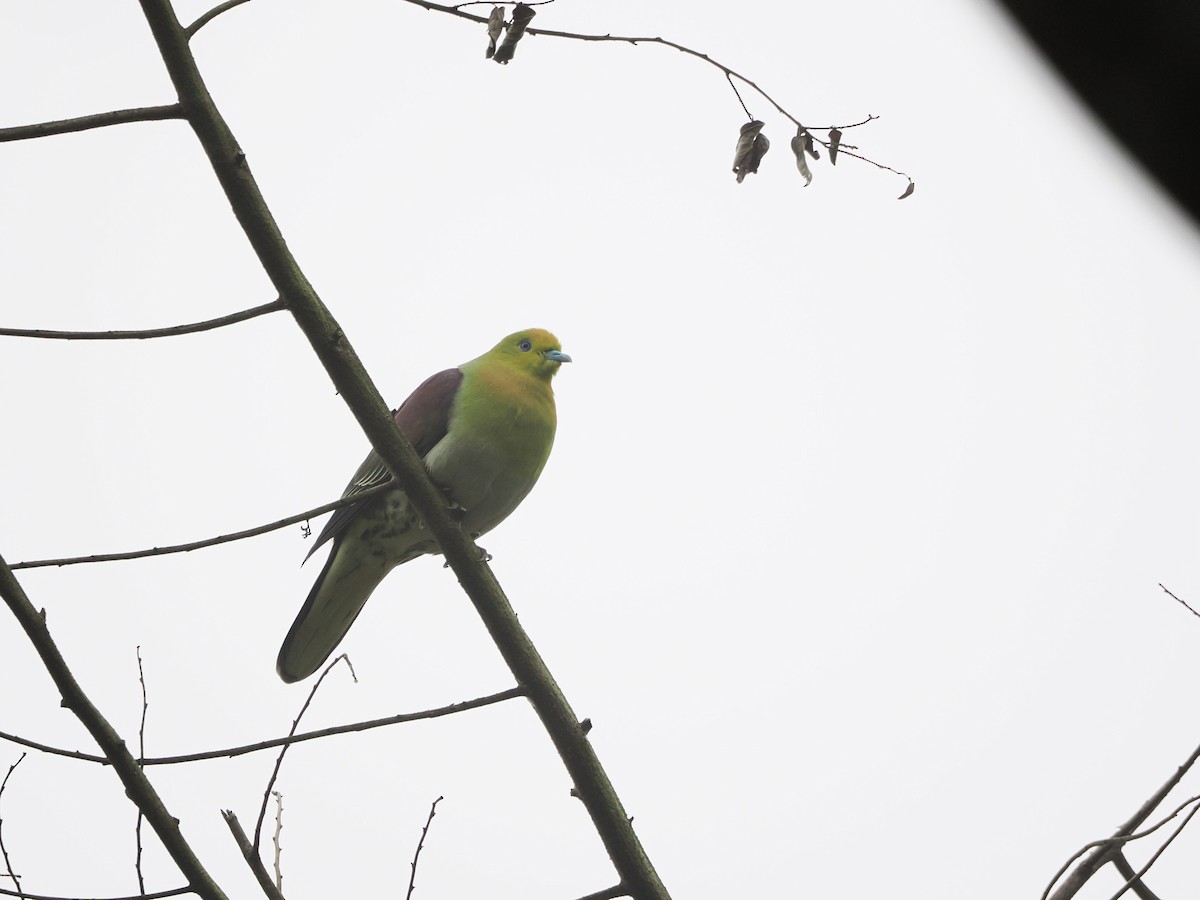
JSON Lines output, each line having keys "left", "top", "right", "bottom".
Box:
{"left": 422, "top": 360, "right": 557, "bottom": 537}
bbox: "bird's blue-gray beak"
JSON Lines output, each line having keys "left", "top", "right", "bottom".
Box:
{"left": 545, "top": 349, "right": 572, "bottom": 363}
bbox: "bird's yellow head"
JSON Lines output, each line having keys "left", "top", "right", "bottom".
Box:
{"left": 489, "top": 328, "right": 571, "bottom": 380}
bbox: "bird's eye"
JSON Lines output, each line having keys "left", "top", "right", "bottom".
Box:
{"left": 519, "top": 339, "right": 532, "bottom": 352}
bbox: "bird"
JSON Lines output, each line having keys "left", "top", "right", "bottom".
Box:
{"left": 277, "top": 328, "right": 570, "bottom": 683}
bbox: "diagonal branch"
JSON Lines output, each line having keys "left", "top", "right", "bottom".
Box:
{"left": 1111, "top": 851, "right": 1162, "bottom": 900}
{"left": 0, "top": 687, "right": 524, "bottom": 766}
{"left": 570, "top": 886, "right": 629, "bottom": 900}
{"left": 405, "top": 796, "right": 443, "bottom": 900}
{"left": 1105, "top": 802, "right": 1200, "bottom": 900}
{"left": 0, "top": 299, "right": 284, "bottom": 341}
{"left": 11, "top": 479, "right": 395, "bottom": 571}
{"left": 1045, "top": 740, "right": 1200, "bottom": 900}
{"left": 0, "top": 754, "right": 26, "bottom": 899}
{"left": 0, "top": 105, "right": 183, "bottom": 143}
{"left": 186, "top": 0, "right": 253, "bottom": 36}
{"left": 0, "top": 553, "right": 230, "bottom": 900}
{"left": 137, "top": 1, "right": 671, "bottom": 895}
{"left": 221, "top": 811, "right": 285, "bottom": 900}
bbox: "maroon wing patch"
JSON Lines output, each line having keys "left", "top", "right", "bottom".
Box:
{"left": 394, "top": 367, "right": 463, "bottom": 457}
{"left": 304, "top": 367, "right": 463, "bottom": 560}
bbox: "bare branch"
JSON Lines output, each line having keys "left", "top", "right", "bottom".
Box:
{"left": 405, "top": 796, "right": 443, "bottom": 900}
{"left": 11, "top": 479, "right": 395, "bottom": 571}
{"left": 186, "top": 0, "right": 253, "bottom": 36}
{"left": 571, "top": 887, "right": 629, "bottom": 900}
{"left": 1043, "top": 795, "right": 1200, "bottom": 900}
{"left": 426, "top": 0, "right": 907, "bottom": 183}
{"left": 1045, "top": 735, "right": 1200, "bottom": 900}
{"left": 1159, "top": 583, "right": 1200, "bottom": 620}
{"left": 0, "top": 553, "right": 230, "bottom": 900}
{"left": 134, "top": 649, "right": 149, "bottom": 895}
{"left": 0, "top": 687, "right": 523, "bottom": 766}
{"left": 0, "top": 887, "right": 191, "bottom": 900}
{"left": 253, "top": 654, "right": 356, "bottom": 852}
{"left": 1112, "top": 851, "right": 1162, "bottom": 900}
{"left": 0, "top": 754, "right": 26, "bottom": 899}
{"left": 0, "top": 300, "right": 285, "bottom": 341}
{"left": 1106, "top": 802, "right": 1200, "bottom": 900}
{"left": 220, "top": 811, "right": 285, "bottom": 900}
{"left": 0, "top": 106, "right": 183, "bottom": 143}
{"left": 270, "top": 793, "right": 284, "bottom": 893}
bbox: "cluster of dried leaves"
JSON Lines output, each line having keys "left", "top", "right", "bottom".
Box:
{"left": 475, "top": 3, "right": 912, "bottom": 198}
{"left": 485, "top": 3, "right": 536, "bottom": 64}
{"left": 733, "top": 118, "right": 912, "bottom": 198}
{"left": 733, "top": 120, "right": 841, "bottom": 185}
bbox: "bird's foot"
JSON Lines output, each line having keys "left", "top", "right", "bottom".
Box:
{"left": 442, "top": 489, "right": 468, "bottom": 522}
{"left": 441, "top": 546, "right": 492, "bottom": 567}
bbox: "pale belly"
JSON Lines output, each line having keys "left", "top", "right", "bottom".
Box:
{"left": 422, "top": 429, "right": 547, "bottom": 538}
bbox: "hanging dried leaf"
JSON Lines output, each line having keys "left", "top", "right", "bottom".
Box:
{"left": 485, "top": 7, "right": 504, "bottom": 59}
{"left": 803, "top": 130, "right": 820, "bottom": 160}
{"left": 828, "top": 128, "right": 842, "bottom": 166}
{"left": 732, "top": 120, "right": 766, "bottom": 182}
{"left": 789, "top": 131, "right": 813, "bottom": 186}
{"left": 898, "top": 180, "right": 916, "bottom": 200}
{"left": 492, "top": 3, "right": 536, "bottom": 64}
{"left": 745, "top": 134, "right": 769, "bottom": 180}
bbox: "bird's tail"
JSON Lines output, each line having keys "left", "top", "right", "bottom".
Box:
{"left": 276, "top": 545, "right": 388, "bottom": 683}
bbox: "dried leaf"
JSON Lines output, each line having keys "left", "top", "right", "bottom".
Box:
{"left": 746, "top": 134, "right": 769, "bottom": 179}
{"left": 789, "top": 131, "right": 813, "bottom": 186}
{"left": 828, "top": 128, "right": 842, "bottom": 166}
{"left": 732, "top": 121, "right": 768, "bottom": 183}
{"left": 492, "top": 3, "right": 536, "bottom": 64}
{"left": 485, "top": 7, "right": 504, "bottom": 59}
{"left": 803, "top": 130, "right": 820, "bottom": 160}
{"left": 898, "top": 180, "right": 915, "bottom": 200}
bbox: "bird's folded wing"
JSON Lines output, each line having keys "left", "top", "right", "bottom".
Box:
{"left": 303, "top": 367, "right": 465, "bottom": 561}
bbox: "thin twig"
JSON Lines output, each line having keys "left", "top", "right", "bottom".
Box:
{"left": 405, "top": 796, "right": 443, "bottom": 900}
{"left": 0, "top": 687, "right": 524, "bottom": 766}
{"left": 1111, "top": 851, "right": 1162, "bottom": 900}
{"left": 221, "top": 811, "right": 285, "bottom": 900}
{"left": 0, "top": 887, "right": 191, "bottom": 900}
{"left": 1159, "top": 583, "right": 1200, "bottom": 620}
{"left": 725, "top": 73, "right": 751, "bottom": 120}
{"left": 0, "top": 754, "right": 26, "bottom": 900}
{"left": 134, "top": 649, "right": 149, "bottom": 895}
{"left": 186, "top": 0, "right": 253, "bottom": 36}
{"left": 1106, "top": 802, "right": 1200, "bottom": 900}
{"left": 253, "top": 655, "right": 357, "bottom": 853}
{"left": 570, "top": 886, "right": 629, "bottom": 900}
{"left": 0, "top": 299, "right": 285, "bottom": 341}
{"left": 271, "top": 792, "right": 284, "bottom": 893}
{"left": 11, "top": 479, "right": 395, "bottom": 571}
{"left": 0, "top": 106, "right": 183, "bottom": 143}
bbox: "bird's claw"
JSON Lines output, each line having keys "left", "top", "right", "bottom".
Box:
{"left": 442, "top": 547, "right": 492, "bottom": 566}
{"left": 442, "top": 489, "right": 468, "bottom": 521}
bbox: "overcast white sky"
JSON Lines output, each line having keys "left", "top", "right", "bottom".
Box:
{"left": 4, "top": 1, "right": 1200, "bottom": 898}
